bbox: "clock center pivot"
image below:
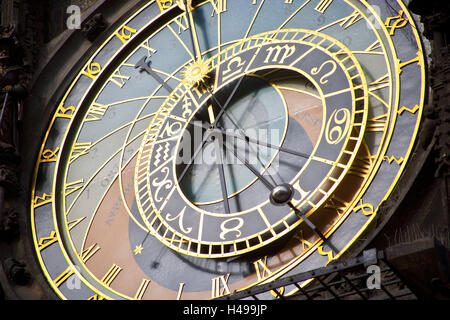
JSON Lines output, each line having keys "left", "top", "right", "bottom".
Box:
{"left": 270, "top": 184, "right": 294, "bottom": 206}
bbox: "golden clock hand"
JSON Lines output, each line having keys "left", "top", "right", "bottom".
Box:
{"left": 180, "top": 0, "right": 202, "bottom": 61}
{"left": 208, "top": 105, "right": 216, "bottom": 124}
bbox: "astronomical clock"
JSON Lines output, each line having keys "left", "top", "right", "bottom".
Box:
{"left": 26, "top": 0, "right": 425, "bottom": 300}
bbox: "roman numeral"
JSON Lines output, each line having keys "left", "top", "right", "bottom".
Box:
{"left": 70, "top": 142, "right": 92, "bottom": 163}
{"left": 324, "top": 195, "right": 348, "bottom": 215}
{"left": 134, "top": 279, "right": 151, "bottom": 300}
{"left": 211, "top": 274, "right": 231, "bottom": 298}
{"left": 80, "top": 243, "right": 101, "bottom": 262}
{"left": 110, "top": 69, "right": 130, "bottom": 88}
{"left": 340, "top": 10, "right": 363, "bottom": 29}
{"left": 369, "top": 74, "right": 390, "bottom": 92}
{"left": 210, "top": 0, "right": 227, "bottom": 16}
{"left": 141, "top": 40, "right": 157, "bottom": 57}
{"left": 315, "top": 0, "right": 333, "bottom": 13}
{"left": 177, "top": 283, "right": 185, "bottom": 300}
{"left": 253, "top": 257, "right": 273, "bottom": 280}
{"left": 348, "top": 153, "right": 373, "bottom": 178}
{"left": 101, "top": 264, "right": 122, "bottom": 287}
{"left": 173, "top": 15, "right": 189, "bottom": 34}
{"left": 54, "top": 266, "right": 75, "bottom": 287}
{"left": 367, "top": 113, "right": 388, "bottom": 132}
{"left": 86, "top": 102, "right": 109, "bottom": 122}
{"left": 65, "top": 179, "right": 84, "bottom": 197}
{"left": 365, "top": 40, "right": 382, "bottom": 53}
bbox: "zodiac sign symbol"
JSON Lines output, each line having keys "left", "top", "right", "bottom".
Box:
{"left": 219, "top": 218, "right": 244, "bottom": 240}
{"left": 152, "top": 167, "right": 173, "bottom": 202}
{"left": 311, "top": 60, "right": 337, "bottom": 84}
{"left": 325, "top": 108, "right": 351, "bottom": 145}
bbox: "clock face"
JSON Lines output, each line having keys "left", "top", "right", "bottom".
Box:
{"left": 31, "top": 0, "right": 425, "bottom": 300}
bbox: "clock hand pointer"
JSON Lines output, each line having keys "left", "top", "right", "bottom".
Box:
{"left": 212, "top": 133, "right": 231, "bottom": 213}
{"left": 135, "top": 56, "right": 174, "bottom": 93}
{"left": 222, "top": 139, "right": 275, "bottom": 190}
{"left": 178, "top": 77, "right": 245, "bottom": 183}
{"left": 213, "top": 126, "right": 310, "bottom": 160}
{"left": 223, "top": 140, "right": 339, "bottom": 255}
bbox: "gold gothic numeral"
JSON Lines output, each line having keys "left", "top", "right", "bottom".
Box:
{"left": 318, "top": 245, "right": 335, "bottom": 265}
{"left": 33, "top": 193, "right": 53, "bottom": 208}
{"left": 81, "top": 62, "right": 101, "bottom": 80}
{"left": 398, "top": 104, "right": 420, "bottom": 115}
{"left": 315, "top": 0, "right": 334, "bottom": 13}
{"left": 383, "top": 155, "right": 404, "bottom": 165}
{"left": 353, "top": 200, "right": 375, "bottom": 216}
{"left": 38, "top": 230, "right": 58, "bottom": 251}
{"left": 40, "top": 147, "right": 60, "bottom": 163}
{"left": 114, "top": 25, "right": 137, "bottom": 44}
{"left": 156, "top": 0, "right": 173, "bottom": 12}
{"left": 398, "top": 52, "right": 422, "bottom": 74}
{"left": 56, "top": 104, "right": 76, "bottom": 119}
{"left": 211, "top": 274, "right": 231, "bottom": 299}
{"left": 385, "top": 10, "right": 409, "bottom": 36}
{"left": 101, "top": 264, "right": 122, "bottom": 287}
{"left": 88, "top": 294, "right": 106, "bottom": 300}
{"left": 38, "top": 218, "right": 86, "bottom": 252}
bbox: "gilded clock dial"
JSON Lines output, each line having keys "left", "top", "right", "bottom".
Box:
{"left": 31, "top": 0, "right": 425, "bottom": 300}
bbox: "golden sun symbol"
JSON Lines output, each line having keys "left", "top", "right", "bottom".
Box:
{"left": 182, "top": 59, "right": 210, "bottom": 86}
